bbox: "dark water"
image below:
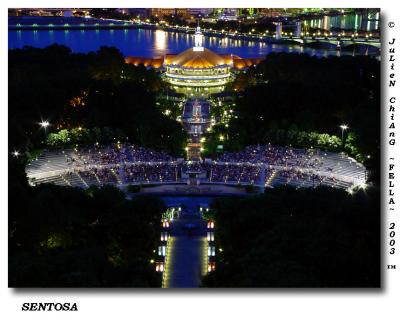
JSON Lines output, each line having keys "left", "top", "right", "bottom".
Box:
{"left": 9, "top": 27, "right": 374, "bottom": 58}
{"left": 159, "top": 196, "right": 216, "bottom": 208}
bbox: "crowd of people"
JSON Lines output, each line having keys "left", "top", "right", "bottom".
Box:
{"left": 31, "top": 143, "right": 363, "bottom": 190}
{"left": 123, "top": 163, "right": 178, "bottom": 183}
{"left": 68, "top": 161, "right": 263, "bottom": 187}
{"left": 209, "top": 163, "right": 261, "bottom": 184}
{"left": 275, "top": 168, "right": 324, "bottom": 187}
{"left": 70, "top": 143, "right": 173, "bottom": 168}
{"left": 217, "top": 145, "right": 323, "bottom": 170}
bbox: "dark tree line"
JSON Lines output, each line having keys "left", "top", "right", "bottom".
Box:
{"left": 225, "top": 53, "right": 380, "bottom": 183}
{"left": 203, "top": 186, "right": 380, "bottom": 288}
{"left": 7, "top": 44, "right": 187, "bottom": 287}
{"left": 9, "top": 160, "right": 165, "bottom": 287}
{"left": 9, "top": 44, "right": 186, "bottom": 157}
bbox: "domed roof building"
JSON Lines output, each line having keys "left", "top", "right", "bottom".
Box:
{"left": 165, "top": 47, "right": 229, "bottom": 68}
{"left": 125, "top": 26, "right": 263, "bottom": 94}
{"left": 163, "top": 27, "right": 232, "bottom": 90}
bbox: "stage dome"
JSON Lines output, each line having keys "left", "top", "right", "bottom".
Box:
{"left": 163, "top": 27, "right": 232, "bottom": 89}
{"left": 168, "top": 47, "right": 228, "bottom": 68}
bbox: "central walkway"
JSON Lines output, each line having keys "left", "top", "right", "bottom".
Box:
{"left": 181, "top": 98, "right": 211, "bottom": 160}
{"left": 163, "top": 206, "right": 208, "bottom": 288}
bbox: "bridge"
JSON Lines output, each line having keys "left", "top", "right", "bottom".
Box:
{"left": 9, "top": 22, "right": 134, "bottom": 31}
{"left": 273, "top": 21, "right": 380, "bottom": 49}
{"left": 277, "top": 35, "right": 380, "bottom": 49}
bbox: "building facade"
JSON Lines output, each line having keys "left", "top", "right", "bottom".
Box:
{"left": 125, "top": 26, "right": 262, "bottom": 95}
{"left": 163, "top": 27, "right": 232, "bottom": 93}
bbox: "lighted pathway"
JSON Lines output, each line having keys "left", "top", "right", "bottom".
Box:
{"left": 181, "top": 99, "right": 211, "bottom": 161}
{"left": 163, "top": 207, "right": 208, "bottom": 288}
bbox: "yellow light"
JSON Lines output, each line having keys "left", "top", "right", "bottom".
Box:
{"left": 155, "top": 30, "right": 166, "bottom": 50}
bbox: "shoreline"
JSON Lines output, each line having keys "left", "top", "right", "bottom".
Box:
{"left": 8, "top": 17, "right": 380, "bottom": 53}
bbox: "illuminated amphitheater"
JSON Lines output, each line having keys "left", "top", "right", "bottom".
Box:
{"left": 26, "top": 143, "right": 367, "bottom": 192}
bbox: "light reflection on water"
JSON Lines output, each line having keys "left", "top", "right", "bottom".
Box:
{"left": 9, "top": 28, "right": 377, "bottom": 58}
{"left": 155, "top": 30, "right": 167, "bottom": 50}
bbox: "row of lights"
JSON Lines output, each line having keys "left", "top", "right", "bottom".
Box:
{"left": 142, "top": 18, "right": 376, "bottom": 39}
{"left": 202, "top": 206, "right": 217, "bottom": 273}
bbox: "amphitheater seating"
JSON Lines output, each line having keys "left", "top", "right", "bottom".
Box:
{"left": 25, "top": 144, "right": 367, "bottom": 191}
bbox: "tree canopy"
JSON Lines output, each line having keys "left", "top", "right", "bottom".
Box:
{"left": 9, "top": 44, "right": 186, "bottom": 156}
{"left": 9, "top": 162, "right": 165, "bottom": 287}
{"left": 203, "top": 186, "right": 380, "bottom": 288}
{"left": 222, "top": 53, "right": 380, "bottom": 182}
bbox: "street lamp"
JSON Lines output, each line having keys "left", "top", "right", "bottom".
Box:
{"left": 340, "top": 124, "right": 348, "bottom": 147}
{"left": 39, "top": 120, "right": 50, "bottom": 128}
{"left": 12, "top": 150, "right": 20, "bottom": 157}
{"left": 39, "top": 120, "right": 50, "bottom": 137}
